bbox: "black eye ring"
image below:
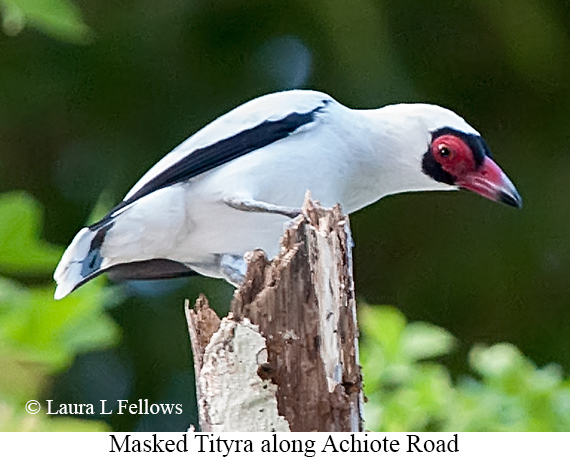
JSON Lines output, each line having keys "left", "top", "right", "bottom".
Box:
{"left": 438, "top": 146, "right": 451, "bottom": 158}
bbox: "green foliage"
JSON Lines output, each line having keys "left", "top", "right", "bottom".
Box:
{"left": 0, "top": 191, "right": 118, "bottom": 431}
{"left": 0, "top": 191, "right": 64, "bottom": 275}
{"left": 0, "top": 0, "right": 92, "bottom": 42}
{"left": 360, "top": 305, "right": 570, "bottom": 432}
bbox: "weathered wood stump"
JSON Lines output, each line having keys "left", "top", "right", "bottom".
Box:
{"left": 186, "top": 196, "right": 362, "bottom": 432}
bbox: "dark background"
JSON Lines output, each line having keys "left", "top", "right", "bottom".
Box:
{"left": 1, "top": 0, "right": 569, "bottom": 431}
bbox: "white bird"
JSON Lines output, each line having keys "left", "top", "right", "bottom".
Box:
{"left": 54, "top": 90, "right": 522, "bottom": 299}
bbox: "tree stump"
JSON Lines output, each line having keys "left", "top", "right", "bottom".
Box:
{"left": 186, "top": 195, "right": 362, "bottom": 432}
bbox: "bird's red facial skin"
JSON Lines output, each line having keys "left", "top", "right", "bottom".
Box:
{"left": 427, "top": 131, "right": 522, "bottom": 208}
{"left": 431, "top": 133, "right": 522, "bottom": 207}
{"left": 431, "top": 134, "right": 477, "bottom": 177}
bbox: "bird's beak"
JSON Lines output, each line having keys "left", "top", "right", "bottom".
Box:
{"left": 456, "top": 157, "right": 522, "bottom": 208}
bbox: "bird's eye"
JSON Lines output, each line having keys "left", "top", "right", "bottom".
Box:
{"left": 431, "top": 134, "right": 473, "bottom": 171}
{"left": 438, "top": 145, "right": 452, "bottom": 158}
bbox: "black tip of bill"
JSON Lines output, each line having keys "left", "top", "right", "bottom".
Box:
{"left": 498, "top": 188, "right": 523, "bottom": 209}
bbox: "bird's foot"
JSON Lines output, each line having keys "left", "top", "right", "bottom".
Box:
{"left": 220, "top": 254, "right": 247, "bottom": 285}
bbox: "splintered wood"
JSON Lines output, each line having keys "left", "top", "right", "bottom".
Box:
{"left": 186, "top": 195, "right": 362, "bottom": 432}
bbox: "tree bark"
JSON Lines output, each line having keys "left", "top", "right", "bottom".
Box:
{"left": 186, "top": 195, "right": 363, "bottom": 432}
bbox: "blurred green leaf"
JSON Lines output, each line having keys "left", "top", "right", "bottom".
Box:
{"left": 0, "top": 191, "right": 63, "bottom": 275}
{"left": 402, "top": 322, "right": 455, "bottom": 361}
{"left": 470, "top": 343, "right": 530, "bottom": 380}
{"left": 359, "top": 304, "right": 406, "bottom": 358}
{"left": 361, "top": 304, "right": 570, "bottom": 432}
{"left": 0, "top": 191, "right": 118, "bottom": 431}
{"left": 0, "top": 0, "right": 93, "bottom": 42}
{"left": 0, "top": 276, "right": 119, "bottom": 374}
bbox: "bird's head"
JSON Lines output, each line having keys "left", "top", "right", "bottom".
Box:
{"left": 422, "top": 126, "right": 522, "bottom": 208}
{"left": 387, "top": 104, "right": 522, "bottom": 208}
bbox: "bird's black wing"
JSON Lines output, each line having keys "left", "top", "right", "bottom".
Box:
{"left": 90, "top": 102, "right": 328, "bottom": 230}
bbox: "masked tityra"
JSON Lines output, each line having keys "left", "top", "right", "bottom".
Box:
{"left": 54, "top": 90, "right": 522, "bottom": 299}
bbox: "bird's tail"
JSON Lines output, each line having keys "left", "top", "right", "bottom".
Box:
{"left": 53, "top": 225, "right": 108, "bottom": 300}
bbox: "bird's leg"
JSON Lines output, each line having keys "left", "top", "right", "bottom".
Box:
{"left": 224, "top": 197, "right": 301, "bottom": 218}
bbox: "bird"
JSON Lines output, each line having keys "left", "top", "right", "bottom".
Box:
{"left": 53, "top": 89, "right": 522, "bottom": 299}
